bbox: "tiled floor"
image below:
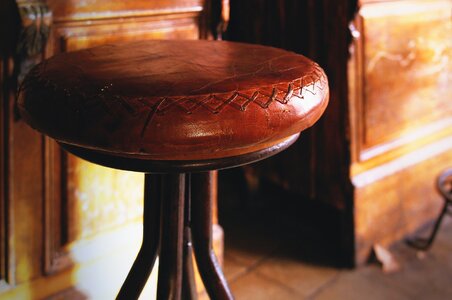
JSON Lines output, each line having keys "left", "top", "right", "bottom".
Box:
{"left": 219, "top": 180, "right": 452, "bottom": 300}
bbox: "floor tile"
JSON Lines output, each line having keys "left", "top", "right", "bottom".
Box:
{"left": 254, "top": 255, "right": 339, "bottom": 297}
{"left": 311, "top": 269, "right": 411, "bottom": 300}
{"left": 223, "top": 253, "right": 249, "bottom": 281}
{"left": 230, "top": 272, "right": 300, "bottom": 300}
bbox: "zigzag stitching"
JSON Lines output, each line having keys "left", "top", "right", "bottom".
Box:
{"left": 26, "top": 66, "right": 326, "bottom": 138}
{"left": 150, "top": 72, "right": 324, "bottom": 115}
{"left": 30, "top": 66, "right": 326, "bottom": 118}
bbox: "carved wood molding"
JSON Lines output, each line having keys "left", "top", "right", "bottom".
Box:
{"left": 15, "top": 0, "right": 52, "bottom": 83}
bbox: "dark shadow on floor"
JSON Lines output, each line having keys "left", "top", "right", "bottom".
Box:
{"left": 218, "top": 168, "right": 345, "bottom": 268}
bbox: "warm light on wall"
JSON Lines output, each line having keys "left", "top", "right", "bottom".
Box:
{"left": 67, "top": 156, "right": 144, "bottom": 241}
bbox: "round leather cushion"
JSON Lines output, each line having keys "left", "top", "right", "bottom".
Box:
{"left": 18, "top": 40, "right": 328, "bottom": 160}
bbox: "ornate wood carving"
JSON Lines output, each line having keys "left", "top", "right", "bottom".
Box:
{"left": 15, "top": 0, "right": 52, "bottom": 83}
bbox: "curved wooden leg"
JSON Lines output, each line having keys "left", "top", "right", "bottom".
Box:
{"left": 117, "top": 174, "right": 162, "bottom": 300}
{"left": 117, "top": 171, "right": 230, "bottom": 299}
{"left": 157, "top": 173, "right": 186, "bottom": 300}
{"left": 191, "top": 172, "right": 234, "bottom": 300}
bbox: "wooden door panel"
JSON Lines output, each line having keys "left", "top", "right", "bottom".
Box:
{"left": 50, "top": 10, "right": 203, "bottom": 247}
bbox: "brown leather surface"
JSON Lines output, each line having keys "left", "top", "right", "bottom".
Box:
{"left": 18, "top": 40, "right": 329, "bottom": 160}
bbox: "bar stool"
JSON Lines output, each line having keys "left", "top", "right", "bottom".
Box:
{"left": 17, "top": 40, "right": 329, "bottom": 299}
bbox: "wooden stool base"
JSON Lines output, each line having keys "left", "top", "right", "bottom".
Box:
{"left": 117, "top": 172, "right": 233, "bottom": 300}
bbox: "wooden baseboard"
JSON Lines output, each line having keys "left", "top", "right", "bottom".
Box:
{"left": 353, "top": 137, "right": 452, "bottom": 265}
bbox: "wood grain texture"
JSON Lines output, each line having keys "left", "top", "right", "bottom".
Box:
{"left": 52, "top": 14, "right": 201, "bottom": 53}
{"left": 9, "top": 64, "right": 45, "bottom": 285}
{"left": 47, "top": 0, "right": 204, "bottom": 22}
{"left": 358, "top": 0, "right": 451, "bottom": 155}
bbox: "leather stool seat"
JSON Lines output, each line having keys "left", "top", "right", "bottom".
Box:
{"left": 18, "top": 40, "right": 328, "bottom": 162}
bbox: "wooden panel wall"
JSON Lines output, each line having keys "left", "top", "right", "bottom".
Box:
{"left": 42, "top": 0, "right": 207, "bottom": 277}
{"left": 0, "top": 0, "right": 222, "bottom": 298}
{"left": 350, "top": 0, "right": 452, "bottom": 163}
{"left": 0, "top": 2, "right": 47, "bottom": 295}
{"left": 349, "top": 0, "right": 452, "bottom": 264}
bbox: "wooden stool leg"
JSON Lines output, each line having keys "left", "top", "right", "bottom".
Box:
{"left": 157, "top": 173, "right": 186, "bottom": 300}
{"left": 182, "top": 174, "right": 198, "bottom": 299}
{"left": 182, "top": 228, "right": 198, "bottom": 299}
{"left": 191, "top": 172, "right": 234, "bottom": 300}
{"left": 117, "top": 174, "right": 162, "bottom": 300}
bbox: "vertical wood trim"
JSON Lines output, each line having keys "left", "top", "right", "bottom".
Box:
{"left": 0, "top": 56, "right": 14, "bottom": 290}
{"left": 43, "top": 138, "right": 71, "bottom": 275}
{"left": 40, "top": 3, "right": 72, "bottom": 276}
{"left": 0, "top": 55, "right": 8, "bottom": 290}
{"left": 356, "top": 14, "right": 366, "bottom": 157}
{"left": 348, "top": 13, "right": 365, "bottom": 164}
